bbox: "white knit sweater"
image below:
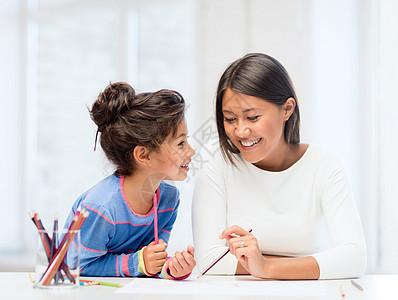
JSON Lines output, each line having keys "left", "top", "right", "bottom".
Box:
{"left": 192, "top": 144, "right": 366, "bottom": 279}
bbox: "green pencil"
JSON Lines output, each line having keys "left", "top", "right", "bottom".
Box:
{"left": 96, "top": 281, "right": 123, "bottom": 288}
{"left": 79, "top": 279, "right": 123, "bottom": 288}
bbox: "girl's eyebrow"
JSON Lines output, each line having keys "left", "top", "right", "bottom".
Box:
{"left": 175, "top": 132, "right": 187, "bottom": 139}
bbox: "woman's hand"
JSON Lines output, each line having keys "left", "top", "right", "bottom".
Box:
{"left": 168, "top": 245, "right": 196, "bottom": 278}
{"left": 219, "top": 225, "right": 267, "bottom": 278}
{"left": 143, "top": 239, "right": 168, "bottom": 275}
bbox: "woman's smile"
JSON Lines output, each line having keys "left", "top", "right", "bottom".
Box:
{"left": 222, "top": 88, "right": 287, "bottom": 166}
{"left": 239, "top": 138, "right": 262, "bottom": 149}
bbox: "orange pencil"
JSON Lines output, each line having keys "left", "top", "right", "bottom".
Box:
{"left": 30, "top": 212, "right": 70, "bottom": 282}
{"left": 39, "top": 210, "right": 88, "bottom": 285}
{"left": 340, "top": 286, "right": 345, "bottom": 298}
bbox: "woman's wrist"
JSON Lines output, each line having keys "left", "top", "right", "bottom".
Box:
{"left": 236, "top": 256, "right": 272, "bottom": 278}
{"left": 261, "top": 257, "right": 272, "bottom": 279}
{"left": 258, "top": 256, "right": 320, "bottom": 280}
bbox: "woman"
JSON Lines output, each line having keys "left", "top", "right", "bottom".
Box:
{"left": 192, "top": 53, "right": 366, "bottom": 280}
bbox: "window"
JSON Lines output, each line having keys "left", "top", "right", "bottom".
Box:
{"left": 0, "top": 0, "right": 195, "bottom": 265}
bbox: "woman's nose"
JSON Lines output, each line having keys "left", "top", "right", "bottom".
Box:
{"left": 235, "top": 121, "right": 250, "bottom": 136}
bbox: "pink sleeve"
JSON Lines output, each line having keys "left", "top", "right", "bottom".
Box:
{"left": 161, "top": 258, "right": 191, "bottom": 280}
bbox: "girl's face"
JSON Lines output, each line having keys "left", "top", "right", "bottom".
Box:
{"left": 151, "top": 120, "right": 195, "bottom": 181}
{"left": 222, "top": 88, "right": 291, "bottom": 168}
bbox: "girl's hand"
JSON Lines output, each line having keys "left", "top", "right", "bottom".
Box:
{"left": 219, "top": 225, "right": 267, "bottom": 278}
{"left": 143, "top": 239, "right": 168, "bottom": 275}
{"left": 168, "top": 245, "right": 196, "bottom": 278}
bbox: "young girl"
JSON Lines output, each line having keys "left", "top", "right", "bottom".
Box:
{"left": 64, "top": 82, "right": 196, "bottom": 279}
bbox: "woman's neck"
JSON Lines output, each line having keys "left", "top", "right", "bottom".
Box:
{"left": 253, "top": 143, "right": 308, "bottom": 172}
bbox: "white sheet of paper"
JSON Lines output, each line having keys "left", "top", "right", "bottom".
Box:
{"left": 116, "top": 277, "right": 327, "bottom": 296}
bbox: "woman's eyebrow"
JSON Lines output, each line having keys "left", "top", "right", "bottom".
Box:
{"left": 222, "top": 108, "right": 259, "bottom": 113}
{"left": 243, "top": 108, "right": 258, "bottom": 113}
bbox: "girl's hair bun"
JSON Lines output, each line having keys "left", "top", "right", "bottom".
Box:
{"left": 90, "top": 82, "right": 186, "bottom": 175}
{"left": 90, "top": 82, "right": 136, "bottom": 132}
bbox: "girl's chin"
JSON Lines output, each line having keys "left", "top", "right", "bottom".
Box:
{"left": 172, "top": 171, "right": 188, "bottom": 181}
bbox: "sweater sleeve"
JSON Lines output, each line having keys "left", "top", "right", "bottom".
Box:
{"left": 64, "top": 202, "right": 145, "bottom": 277}
{"left": 192, "top": 150, "right": 238, "bottom": 275}
{"left": 158, "top": 197, "right": 180, "bottom": 244}
{"left": 311, "top": 157, "right": 367, "bottom": 279}
{"left": 156, "top": 191, "right": 191, "bottom": 280}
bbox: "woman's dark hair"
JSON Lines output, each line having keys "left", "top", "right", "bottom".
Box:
{"left": 215, "top": 53, "right": 300, "bottom": 164}
{"left": 90, "top": 82, "right": 185, "bottom": 176}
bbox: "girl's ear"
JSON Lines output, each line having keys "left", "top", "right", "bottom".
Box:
{"left": 283, "top": 97, "right": 296, "bottom": 121}
{"left": 133, "top": 146, "right": 152, "bottom": 167}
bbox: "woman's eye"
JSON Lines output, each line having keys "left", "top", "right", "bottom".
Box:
{"left": 224, "top": 117, "right": 236, "bottom": 122}
{"left": 178, "top": 141, "right": 186, "bottom": 147}
{"left": 248, "top": 116, "right": 259, "bottom": 121}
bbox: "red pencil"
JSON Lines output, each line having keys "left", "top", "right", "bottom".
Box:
{"left": 31, "top": 213, "right": 51, "bottom": 256}
{"left": 197, "top": 228, "right": 252, "bottom": 278}
{"left": 40, "top": 210, "right": 88, "bottom": 286}
{"left": 30, "top": 212, "right": 70, "bottom": 283}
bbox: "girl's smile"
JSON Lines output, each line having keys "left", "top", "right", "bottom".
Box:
{"left": 151, "top": 119, "right": 195, "bottom": 181}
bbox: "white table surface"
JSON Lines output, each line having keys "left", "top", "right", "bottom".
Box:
{"left": 1, "top": 272, "right": 397, "bottom": 300}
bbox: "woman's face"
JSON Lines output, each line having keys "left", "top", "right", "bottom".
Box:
{"left": 222, "top": 88, "right": 291, "bottom": 166}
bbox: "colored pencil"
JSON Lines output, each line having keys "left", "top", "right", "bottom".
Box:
{"left": 51, "top": 216, "right": 61, "bottom": 284}
{"left": 351, "top": 279, "right": 364, "bottom": 291}
{"left": 31, "top": 213, "right": 51, "bottom": 256}
{"left": 31, "top": 212, "right": 70, "bottom": 283}
{"left": 39, "top": 213, "right": 82, "bottom": 285}
{"left": 197, "top": 228, "right": 252, "bottom": 278}
{"left": 78, "top": 279, "right": 122, "bottom": 287}
{"left": 50, "top": 216, "right": 58, "bottom": 258}
{"left": 340, "top": 286, "right": 345, "bottom": 298}
{"left": 39, "top": 210, "right": 88, "bottom": 286}
{"left": 96, "top": 281, "right": 123, "bottom": 288}
{"left": 43, "top": 211, "right": 88, "bottom": 285}
{"left": 153, "top": 191, "right": 158, "bottom": 244}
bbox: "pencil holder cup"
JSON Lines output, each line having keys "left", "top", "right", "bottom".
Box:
{"left": 35, "top": 229, "right": 80, "bottom": 289}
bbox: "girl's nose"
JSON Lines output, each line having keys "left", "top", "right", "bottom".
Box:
{"left": 187, "top": 142, "right": 195, "bottom": 157}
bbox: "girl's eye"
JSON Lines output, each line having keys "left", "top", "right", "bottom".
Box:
{"left": 248, "top": 116, "right": 260, "bottom": 121}
{"left": 178, "top": 141, "right": 186, "bottom": 147}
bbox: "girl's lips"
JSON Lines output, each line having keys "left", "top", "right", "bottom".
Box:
{"left": 180, "top": 163, "right": 190, "bottom": 172}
